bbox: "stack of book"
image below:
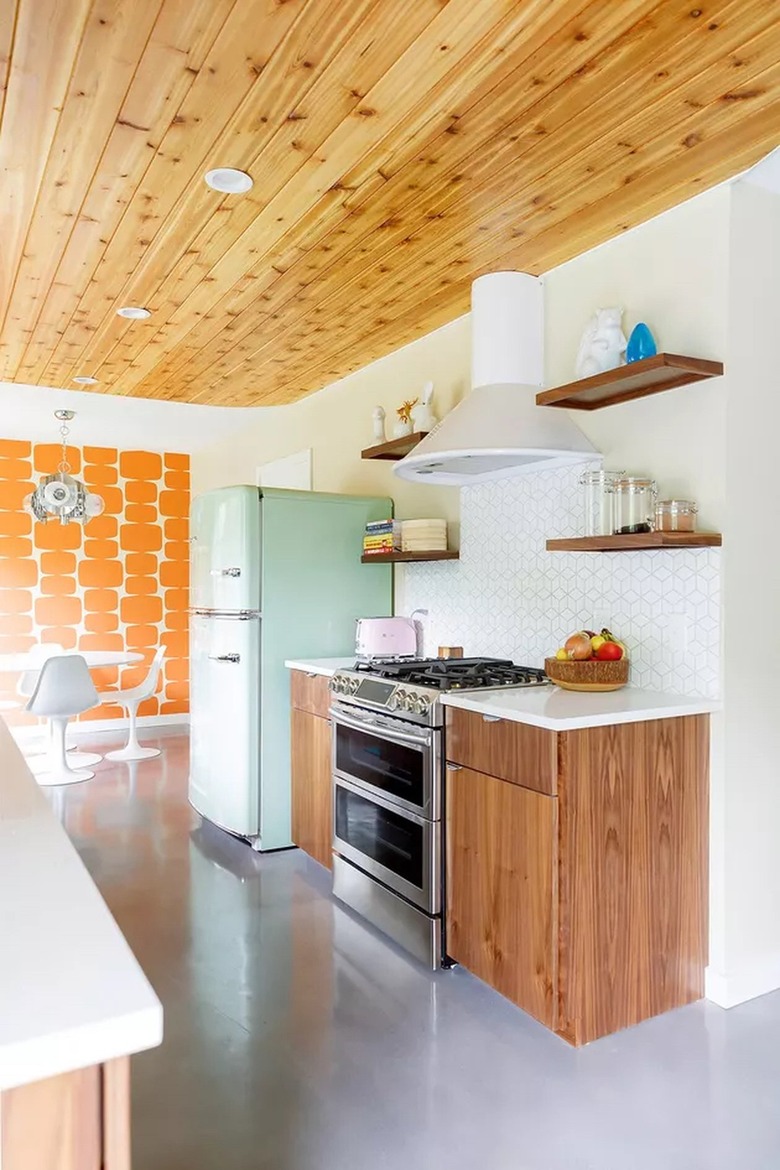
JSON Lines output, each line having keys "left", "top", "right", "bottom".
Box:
{"left": 400, "top": 518, "right": 448, "bottom": 552}
{"left": 363, "top": 519, "right": 401, "bottom": 556}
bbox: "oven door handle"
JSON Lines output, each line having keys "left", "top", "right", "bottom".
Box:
{"left": 330, "top": 708, "right": 432, "bottom": 749}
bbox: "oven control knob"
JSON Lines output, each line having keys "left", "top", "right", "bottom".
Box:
{"left": 349, "top": 678, "right": 359, "bottom": 694}
{"left": 411, "top": 694, "right": 428, "bottom": 714}
{"left": 387, "top": 691, "right": 399, "bottom": 710}
{"left": 394, "top": 689, "right": 407, "bottom": 709}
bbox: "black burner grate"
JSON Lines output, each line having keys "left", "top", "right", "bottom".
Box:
{"left": 353, "top": 657, "right": 547, "bottom": 691}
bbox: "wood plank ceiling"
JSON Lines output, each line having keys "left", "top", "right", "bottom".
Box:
{"left": 0, "top": 0, "right": 778, "bottom": 407}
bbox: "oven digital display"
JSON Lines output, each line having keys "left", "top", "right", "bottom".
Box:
{"left": 355, "top": 678, "right": 395, "bottom": 704}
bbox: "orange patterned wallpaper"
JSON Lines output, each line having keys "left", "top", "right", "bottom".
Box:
{"left": 0, "top": 439, "right": 189, "bottom": 723}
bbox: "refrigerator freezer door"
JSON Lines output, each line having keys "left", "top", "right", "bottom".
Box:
{"left": 190, "top": 486, "right": 261, "bottom": 612}
{"left": 189, "top": 612, "right": 261, "bottom": 838}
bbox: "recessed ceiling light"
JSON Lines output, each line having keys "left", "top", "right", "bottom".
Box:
{"left": 204, "top": 167, "right": 253, "bottom": 194}
{"left": 72, "top": 375, "right": 99, "bottom": 385}
{"left": 116, "top": 306, "right": 151, "bottom": 320}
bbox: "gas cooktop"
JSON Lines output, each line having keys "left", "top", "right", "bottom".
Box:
{"left": 353, "top": 656, "right": 547, "bottom": 691}
{"left": 332, "top": 656, "right": 548, "bottom": 726}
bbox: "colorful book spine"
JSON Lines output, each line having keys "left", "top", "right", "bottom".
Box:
{"left": 363, "top": 519, "right": 400, "bottom": 551}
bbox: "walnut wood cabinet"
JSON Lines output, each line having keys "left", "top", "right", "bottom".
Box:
{"left": 1, "top": 1057, "right": 130, "bottom": 1170}
{"left": 290, "top": 672, "right": 332, "bottom": 870}
{"left": 445, "top": 709, "right": 709, "bottom": 1045}
{"left": 447, "top": 766, "right": 556, "bottom": 1027}
{"left": 290, "top": 669, "right": 331, "bottom": 719}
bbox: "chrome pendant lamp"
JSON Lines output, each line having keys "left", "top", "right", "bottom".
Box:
{"left": 24, "top": 410, "right": 105, "bottom": 525}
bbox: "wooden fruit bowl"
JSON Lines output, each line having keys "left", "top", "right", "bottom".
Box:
{"left": 544, "top": 655, "right": 629, "bottom": 692}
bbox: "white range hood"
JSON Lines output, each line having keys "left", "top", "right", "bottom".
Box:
{"left": 394, "top": 271, "right": 598, "bottom": 485}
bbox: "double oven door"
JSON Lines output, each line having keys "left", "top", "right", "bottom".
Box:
{"left": 331, "top": 702, "right": 441, "bottom": 915}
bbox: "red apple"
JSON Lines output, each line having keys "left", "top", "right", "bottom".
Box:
{"left": 596, "top": 641, "right": 623, "bottom": 661}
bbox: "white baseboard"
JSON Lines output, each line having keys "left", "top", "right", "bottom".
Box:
{"left": 74, "top": 713, "right": 190, "bottom": 735}
{"left": 706, "top": 956, "right": 780, "bottom": 1008}
{"left": 12, "top": 713, "right": 189, "bottom": 743}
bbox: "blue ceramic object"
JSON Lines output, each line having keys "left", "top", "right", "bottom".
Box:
{"left": 626, "top": 322, "right": 657, "bottom": 363}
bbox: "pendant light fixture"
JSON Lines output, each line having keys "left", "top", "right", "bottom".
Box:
{"left": 24, "top": 410, "right": 105, "bottom": 525}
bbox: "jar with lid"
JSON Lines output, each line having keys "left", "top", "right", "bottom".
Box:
{"left": 612, "top": 477, "right": 657, "bottom": 534}
{"left": 655, "top": 499, "right": 698, "bottom": 532}
{"left": 580, "top": 469, "right": 625, "bottom": 537}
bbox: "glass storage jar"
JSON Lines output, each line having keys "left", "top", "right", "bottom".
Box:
{"left": 580, "top": 469, "right": 625, "bottom": 536}
{"left": 612, "top": 476, "right": 657, "bottom": 534}
{"left": 655, "top": 499, "right": 698, "bottom": 532}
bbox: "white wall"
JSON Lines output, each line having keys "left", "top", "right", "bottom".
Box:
{"left": 706, "top": 180, "right": 780, "bottom": 1006}
{"left": 193, "top": 316, "right": 469, "bottom": 536}
{"left": 544, "top": 184, "right": 730, "bottom": 531}
{"left": 193, "top": 186, "right": 730, "bottom": 536}
{"left": 0, "top": 379, "right": 260, "bottom": 454}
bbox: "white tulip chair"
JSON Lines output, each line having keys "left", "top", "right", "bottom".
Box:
{"left": 25, "top": 655, "right": 100, "bottom": 785}
{"left": 20, "top": 643, "right": 102, "bottom": 769}
{"left": 104, "top": 649, "right": 165, "bottom": 762}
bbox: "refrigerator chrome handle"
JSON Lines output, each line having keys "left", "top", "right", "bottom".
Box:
{"left": 208, "top": 653, "right": 240, "bottom": 663}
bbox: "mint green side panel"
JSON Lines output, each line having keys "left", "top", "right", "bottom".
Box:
{"left": 259, "top": 489, "right": 392, "bottom": 850}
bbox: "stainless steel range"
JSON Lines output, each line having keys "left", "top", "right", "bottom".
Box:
{"left": 330, "top": 657, "right": 549, "bottom": 968}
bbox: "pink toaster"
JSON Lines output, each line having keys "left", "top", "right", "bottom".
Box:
{"left": 355, "top": 616, "right": 421, "bottom": 660}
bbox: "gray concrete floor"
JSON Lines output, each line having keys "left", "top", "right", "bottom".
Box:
{"left": 55, "top": 730, "right": 780, "bottom": 1170}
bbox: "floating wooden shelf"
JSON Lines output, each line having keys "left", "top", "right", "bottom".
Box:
{"left": 361, "top": 549, "right": 459, "bottom": 564}
{"left": 536, "top": 353, "right": 723, "bottom": 411}
{"left": 361, "top": 431, "right": 429, "bottom": 460}
{"left": 546, "top": 532, "right": 722, "bottom": 552}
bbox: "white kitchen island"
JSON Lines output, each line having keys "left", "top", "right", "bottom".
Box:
{"left": 0, "top": 717, "right": 162, "bottom": 1168}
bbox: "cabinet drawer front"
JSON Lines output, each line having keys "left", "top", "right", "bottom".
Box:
{"left": 290, "top": 670, "right": 331, "bottom": 719}
{"left": 446, "top": 706, "right": 557, "bottom": 795}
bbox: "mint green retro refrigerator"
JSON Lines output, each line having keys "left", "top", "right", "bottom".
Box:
{"left": 189, "top": 486, "right": 392, "bottom": 850}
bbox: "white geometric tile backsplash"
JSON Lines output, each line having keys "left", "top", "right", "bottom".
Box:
{"left": 402, "top": 464, "right": 721, "bottom": 698}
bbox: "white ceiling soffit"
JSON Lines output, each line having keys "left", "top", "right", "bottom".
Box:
{"left": 0, "top": 380, "right": 260, "bottom": 453}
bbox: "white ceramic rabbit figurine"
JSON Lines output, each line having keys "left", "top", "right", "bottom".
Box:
{"left": 371, "top": 406, "right": 386, "bottom": 444}
{"left": 575, "top": 308, "right": 627, "bottom": 379}
{"left": 411, "top": 382, "right": 437, "bottom": 432}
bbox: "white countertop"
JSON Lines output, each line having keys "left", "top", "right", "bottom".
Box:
{"left": 285, "top": 657, "right": 355, "bottom": 677}
{"left": 0, "top": 718, "right": 163, "bottom": 1091}
{"left": 441, "top": 685, "right": 720, "bottom": 731}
